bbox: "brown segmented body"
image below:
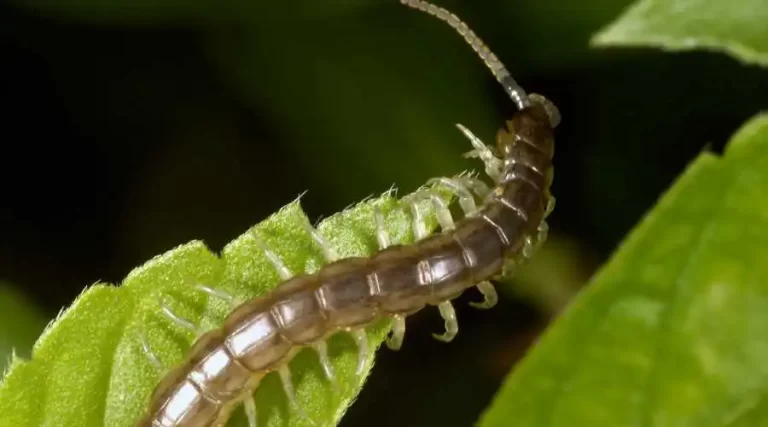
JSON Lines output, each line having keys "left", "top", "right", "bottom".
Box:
{"left": 135, "top": 1, "right": 559, "bottom": 426}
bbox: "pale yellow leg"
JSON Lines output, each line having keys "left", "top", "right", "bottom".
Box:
{"left": 244, "top": 395, "right": 257, "bottom": 427}
{"left": 386, "top": 315, "right": 406, "bottom": 351}
{"left": 469, "top": 281, "right": 498, "bottom": 310}
{"left": 277, "top": 365, "right": 313, "bottom": 424}
{"left": 350, "top": 329, "right": 369, "bottom": 376}
{"left": 252, "top": 234, "right": 292, "bottom": 280}
{"left": 374, "top": 205, "right": 391, "bottom": 249}
{"left": 312, "top": 341, "right": 337, "bottom": 389}
{"left": 432, "top": 301, "right": 459, "bottom": 343}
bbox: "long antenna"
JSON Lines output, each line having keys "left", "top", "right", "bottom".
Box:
{"left": 400, "top": 0, "right": 530, "bottom": 110}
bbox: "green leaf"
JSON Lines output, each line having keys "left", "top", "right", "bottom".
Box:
{"left": 478, "top": 112, "right": 768, "bottom": 427}
{"left": 0, "top": 284, "right": 47, "bottom": 371}
{"left": 592, "top": 0, "right": 768, "bottom": 67}
{"left": 0, "top": 190, "right": 449, "bottom": 427}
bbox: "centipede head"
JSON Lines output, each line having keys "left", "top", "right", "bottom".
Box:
{"left": 528, "top": 94, "right": 560, "bottom": 128}
{"left": 497, "top": 100, "right": 557, "bottom": 160}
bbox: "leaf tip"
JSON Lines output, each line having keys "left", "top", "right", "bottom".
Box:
{"left": 723, "top": 111, "right": 768, "bottom": 156}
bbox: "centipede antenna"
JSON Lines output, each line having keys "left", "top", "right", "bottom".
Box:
{"left": 400, "top": 0, "right": 530, "bottom": 109}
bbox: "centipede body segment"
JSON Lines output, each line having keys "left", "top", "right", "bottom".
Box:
{"left": 135, "top": 1, "right": 560, "bottom": 426}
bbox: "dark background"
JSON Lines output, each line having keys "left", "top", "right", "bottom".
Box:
{"left": 1, "top": 0, "right": 767, "bottom": 425}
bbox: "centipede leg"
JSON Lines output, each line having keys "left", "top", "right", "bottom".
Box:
{"left": 312, "top": 340, "right": 337, "bottom": 389}
{"left": 431, "top": 193, "right": 455, "bottom": 230}
{"left": 536, "top": 221, "right": 549, "bottom": 246}
{"left": 522, "top": 236, "right": 535, "bottom": 259}
{"left": 409, "top": 189, "right": 454, "bottom": 231}
{"left": 531, "top": 196, "right": 555, "bottom": 251}
{"left": 244, "top": 394, "right": 258, "bottom": 427}
{"left": 427, "top": 177, "right": 478, "bottom": 216}
{"left": 277, "top": 365, "right": 313, "bottom": 424}
{"left": 159, "top": 301, "right": 199, "bottom": 333}
{"left": 374, "top": 205, "right": 391, "bottom": 249}
{"left": 545, "top": 195, "right": 556, "bottom": 217}
{"left": 193, "top": 282, "right": 238, "bottom": 306}
{"left": 501, "top": 258, "right": 517, "bottom": 278}
{"left": 407, "top": 196, "right": 429, "bottom": 240}
{"left": 350, "top": 329, "right": 369, "bottom": 376}
{"left": 469, "top": 281, "right": 498, "bottom": 309}
{"left": 252, "top": 233, "right": 293, "bottom": 280}
{"left": 304, "top": 219, "right": 339, "bottom": 262}
{"left": 138, "top": 331, "right": 163, "bottom": 372}
{"left": 432, "top": 301, "right": 458, "bottom": 343}
{"left": 386, "top": 315, "right": 406, "bottom": 351}
{"left": 456, "top": 123, "right": 503, "bottom": 182}
{"left": 457, "top": 175, "right": 492, "bottom": 199}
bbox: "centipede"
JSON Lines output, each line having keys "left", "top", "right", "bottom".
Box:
{"left": 134, "top": 0, "right": 560, "bottom": 426}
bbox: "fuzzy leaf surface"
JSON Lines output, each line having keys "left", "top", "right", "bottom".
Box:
{"left": 0, "top": 284, "right": 47, "bottom": 372}
{"left": 0, "top": 190, "right": 447, "bottom": 427}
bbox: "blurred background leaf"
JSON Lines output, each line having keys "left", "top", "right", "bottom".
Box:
{"left": 501, "top": 235, "right": 598, "bottom": 315}
{"left": 0, "top": 283, "right": 47, "bottom": 373}
{"left": 479, "top": 113, "right": 768, "bottom": 427}
{"left": 593, "top": 0, "right": 768, "bottom": 67}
